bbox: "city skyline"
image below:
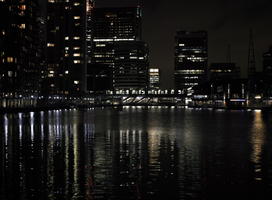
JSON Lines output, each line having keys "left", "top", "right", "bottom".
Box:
{"left": 97, "top": 0, "right": 272, "bottom": 88}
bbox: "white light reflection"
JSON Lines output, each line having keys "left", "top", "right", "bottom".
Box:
{"left": 30, "top": 112, "right": 34, "bottom": 143}
{"left": 18, "top": 113, "right": 23, "bottom": 145}
{"left": 73, "top": 116, "right": 80, "bottom": 198}
{"left": 4, "top": 114, "right": 8, "bottom": 147}
{"left": 147, "top": 127, "right": 161, "bottom": 166}
{"left": 40, "top": 111, "right": 44, "bottom": 143}
{"left": 250, "top": 110, "right": 265, "bottom": 181}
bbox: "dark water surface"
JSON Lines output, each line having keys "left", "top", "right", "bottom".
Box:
{"left": 1, "top": 107, "right": 272, "bottom": 200}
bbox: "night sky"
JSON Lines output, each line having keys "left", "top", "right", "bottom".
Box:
{"left": 98, "top": 0, "right": 272, "bottom": 88}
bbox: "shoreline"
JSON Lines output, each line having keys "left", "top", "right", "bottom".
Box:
{"left": 0, "top": 104, "right": 271, "bottom": 114}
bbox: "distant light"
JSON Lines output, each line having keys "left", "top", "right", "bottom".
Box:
{"left": 255, "top": 95, "right": 262, "bottom": 100}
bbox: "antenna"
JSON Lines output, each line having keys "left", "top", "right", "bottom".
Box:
{"left": 247, "top": 29, "right": 256, "bottom": 78}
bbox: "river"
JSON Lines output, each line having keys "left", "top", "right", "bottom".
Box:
{"left": 1, "top": 107, "right": 272, "bottom": 200}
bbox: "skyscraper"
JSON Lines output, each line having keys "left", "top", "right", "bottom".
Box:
{"left": 0, "top": 0, "right": 43, "bottom": 95}
{"left": 263, "top": 46, "right": 272, "bottom": 76}
{"left": 174, "top": 31, "right": 208, "bottom": 91}
{"left": 88, "top": 7, "right": 148, "bottom": 92}
{"left": 43, "top": 0, "right": 87, "bottom": 95}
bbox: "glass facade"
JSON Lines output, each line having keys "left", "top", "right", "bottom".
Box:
{"left": 149, "top": 68, "right": 160, "bottom": 89}
{"left": 88, "top": 7, "right": 148, "bottom": 92}
{"left": 43, "top": 0, "right": 87, "bottom": 95}
{"left": 0, "top": 0, "right": 43, "bottom": 96}
{"left": 174, "top": 31, "right": 208, "bottom": 91}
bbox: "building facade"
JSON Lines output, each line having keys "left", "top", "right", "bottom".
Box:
{"left": 88, "top": 7, "right": 148, "bottom": 92}
{"left": 43, "top": 0, "right": 87, "bottom": 96}
{"left": 174, "top": 31, "right": 208, "bottom": 91}
{"left": 149, "top": 68, "right": 160, "bottom": 89}
{"left": 209, "top": 63, "right": 240, "bottom": 81}
{"left": 263, "top": 46, "right": 272, "bottom": 76}
{"left": 0, "top": 0, "right": 43, "bottom": 96}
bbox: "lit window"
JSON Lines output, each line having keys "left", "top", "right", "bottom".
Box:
{"left": 74, "top": 80, "right": 79, "bottom": 85}
{"left": 19, "top": 24, "right": 25, "bottom": 29}
{"left": 96, "top": 44, "right": 106, "bottom": 47}
{"left": 73, "top": 53, "right": 80, "bottom": 57}
{"left": 74, "top": 2, "right": 80, "bottom": 6}
{"left": 7, "top": 57, "right": 14, "bottom": 63}
{"left": 47, "top": 43, "right": 55, "bottom": 47}
{"left": 65, "top": 70, "right": 69, "bottom": 74}
{"left": 74, "top": 16, "right": 80, "bottom": 19}
{"left": 73, "top": 37, "right": 80, "bottom": 40}
{"left": 19, "top": 5, "right": 26, "bottom": 10}
{"left": 74, "top": 60, "right": 81, "bottom": 64}
{"left": 65, "top": 36, "right": 69, "bottom": 40}
{"left": 150, "top": 68, "right": 159, "bottom": 73}
{"left": 8, "top": 71, "right": 13, "bottom": 77}
{"left": 73, "top": 47, "right": 80, "bottom": 50}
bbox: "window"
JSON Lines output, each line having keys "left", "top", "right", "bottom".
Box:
{"left": 47, "top": 43, "right": 55, "bottom": 47}
{"left": 7, "top": 57, "right": 13, "bottom": 63}
{"left": 19, "top": 24, "right": 25, "bottom": 29}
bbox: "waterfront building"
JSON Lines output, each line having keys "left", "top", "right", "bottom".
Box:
{"left": 88, "top": 7, "right": 149, "bottom": 92}
{"left": 209, "top": 63, "right": 240, "bottom": 81}
{"left": 0, "top": 0, "right": 43, "bottom": 96}
{"left": 43, "top": 0, "right": 87, "bottom": 95}
{"left": 174, "top": 31, "right": 208, "bottom": 91}
{"left": 149, "top": 68, "right": 160, "bottom": 89}
{"left": 263, "top": 46, "right": 272, "bottom": 77}
{"left": 262, "top": 46, "right": 272, "bottom": 98}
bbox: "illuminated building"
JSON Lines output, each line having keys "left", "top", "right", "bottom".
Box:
{"left": 174, "top": 31, "right": 208, "bottom": 90}
{"left": 88, "top": 7, "right": 149, "bottom": 92}
{"left": 0, "top": 0, "right": 43, "bottom": 95}
{"left": 149, "top": 68, "right": 160, "bottom": 89}
{"left": 209, "top": 63, "right": 240, "bottom": 81}
{"left": 43, "top": 0, "right": 88, "bottom": 95}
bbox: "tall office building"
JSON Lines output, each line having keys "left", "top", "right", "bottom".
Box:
{"left": 0, "top": 0, "right": 43, "bottom": 95}
{"left": 174, "top": 31, "right": 208, "bottom": 90}
{"left": 88, "top": 7, "right": 148, "bottom": 92}
{"left": 149, "top": 68, "right": 160, "bottom": 89}
{"left": 263, "top": 46, "right": 272, "bottom": 76}
{"left": 43, "top": 0, "right": 87, "bottom": 95}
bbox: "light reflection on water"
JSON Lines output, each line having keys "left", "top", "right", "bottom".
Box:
{"left": 250, "top": 110, "right": 265, "bottom": 182}
{"left": 0, "top": 108, "right": 272, "bottom": 200}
